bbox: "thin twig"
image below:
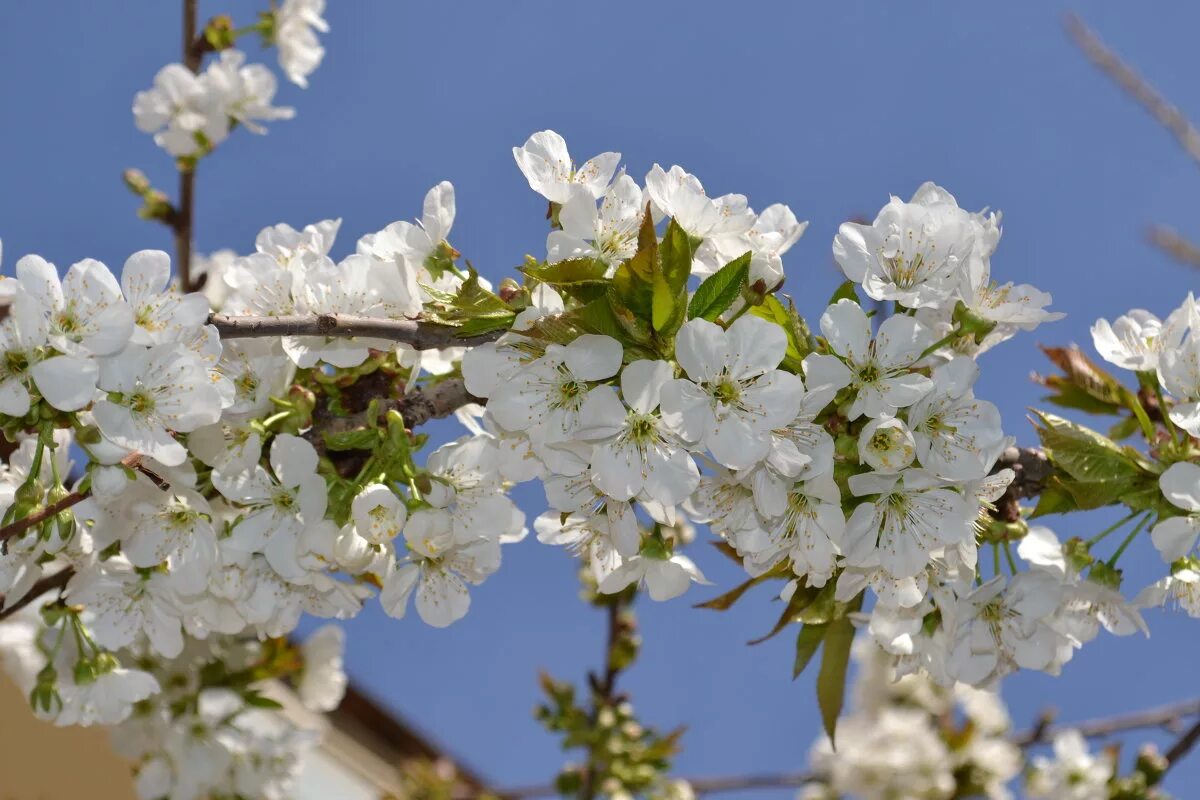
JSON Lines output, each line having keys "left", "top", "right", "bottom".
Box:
{"left": 1148, "top": 225, "right": 1200, "bottom": 269}
{"left": 0, "top": 569, "right": 72, "bottom": 622}
{"left": 1065, "top": 13, "right": 1200, "bottom": 169}
{"left": 1164, "top": 718, "right": 1200, "bottom": 772}
{"left": 176, "top": 0, "right": 202, "bottom": 291}
{"left": 0, "top": 453, "right": 141, "bottom": 544}
{"left": 1013, "top": 698, "right": 1200, "bottom": 747}
{"left": 485, "top": 699, "right": 1200, "bottom": 798}
{"left": 208, "top": 313, "right": 505, "bottom": 349}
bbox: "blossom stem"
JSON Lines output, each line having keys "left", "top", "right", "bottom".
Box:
{"left": 1085, "top": 509, "right": 1140, "bottom": 547}
{"left": 918, "top": 327, "right": 962, "bottom": 361}
{"left": 1003, "top": 542, "right": 1018, "bottom": 574}
{"left": 1106, "top": 512, "right": 1152, "bottom": 568}
{"left": 1156, "top": 382, "right": 1181, "bottom": 445}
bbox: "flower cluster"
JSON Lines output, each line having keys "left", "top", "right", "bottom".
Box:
{"left": 801, "top": 640, "right": 1021, "bottom": 800}
{"left": 133, "top": 0, "right": 329, "bottom": 159}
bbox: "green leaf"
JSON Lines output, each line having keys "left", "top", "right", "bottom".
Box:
{"left": 793, "top": 623, "right": 828, "bottom": 680}
{"left": 1030, "top": 479, "right": 1081, "bottom": 518}
{"left": 688, "top": 252, "right": 751, "bottom": 321}
{"left": 748, "top": 583, "right": 821, "bottom": 645}
{"left": 816, "top": 594, "right": 861, "bottom": 746}
{"left": 749, "top": 294, "right": 813, "bottom": 368}
{"left": 796, "top": 582, "right": 838, "bottom": 624}
{"left": 573, "top": 297, "right": 627, "bottom": 341}
{"left": 1033, "top": 411, "right": 1145, "bottom": 484}
{"left": 1037, "top": 345, "right": 1126, "bottom": 409}
{"left": 651, "top": 219, "right": 693, "bottom": 335}
{"left": 828, "top": 280, "right": 859, "bottom": 306}
{"left": 323, "top": 428, "right": 379, "bottom": 451}
{"left": 451, "top": 269, "right": 511, "bottom": 316}
{"left": 455, "top": 312, "right": 516, "bottom": 338}
{"left": 520, "top": 257, "right": 608, "bottom": 286}
{"left": 694, "top": 573, "right": 768, "bottom": 611}
{"left": 243, "top": 692, "right": 284, "bottom": 710}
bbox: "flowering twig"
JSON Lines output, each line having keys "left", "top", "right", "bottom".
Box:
{"left": 316, "top": 378, "right": 480, "bottom": 445}
{"left": 1065, "top": 13, "right": 1200, "bottom": 170}
{"left": 0, "top": 568, "right": 72, "bottom": 622}
{"left": 207, "top": 313, "right": 505, "bottom": 349}
{"left": 0, "top": 453, "right": 142, "bottom": 545}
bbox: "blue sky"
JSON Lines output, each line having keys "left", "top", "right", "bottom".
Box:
{"left": 3, "top": 1, "right": 1200, "bottom": 795}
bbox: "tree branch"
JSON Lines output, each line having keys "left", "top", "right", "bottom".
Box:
{"left": 0, "top": 453, "right": 141, "bottom": 545}
{"left": 0, "top": 569, "right": 72, "bottom": 622}
{"left": 1148, "top": 225, "right": 1200, "bottom": 270}
{"left": 176, "top": 0, "right": 201, "bottom": 292}
{"left": 207, "top": 313, "right": 504, "bottom": 349}
{"left": 1013, "top": 698, "right": 1200, "bottom": 747}
{"left": 1065, "top": 13, "right": 1200, "bottom": 170}
{"left": 1164, "top": 718, "right": 1200, "bottom": 772}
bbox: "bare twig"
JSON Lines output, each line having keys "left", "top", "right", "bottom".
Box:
{"left": 176, "top": 0, "right": 201, "bottom": 291}
{"left": 1013, "top": 698, "right": 1200, "bottom": 747}
{"left": 1066, "top": 13, "right": 1200, "bottom": 169}
{"left": 1164, "top": 718, "right": 1200, "bottom": 773}
{"left": 1148, "top": 224, "right": 1200, "bottom": 270}
{"left": 208, "top": 313, "right": 504, "bottom": 349}
{"left": 0, "top": 569, "right": 72, "bottom": 622}
{"left": 315, "top": 378, "right": 480, "bottom": 447}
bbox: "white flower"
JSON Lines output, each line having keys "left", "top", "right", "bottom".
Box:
{"left": 857, "top": 416, "right": 916, "bottom": 473}
{"left": 55, "top": 666, "right": 159, "bottom": 727}
{"left": 298, "top": 624, "right": 346, "bottom": 712}
{"left": 644, "top": 164, "right": 755, "bottom": 242}
{"left": 350, "top": 483, "right": 407, "bottom": 545}
{"left": 1134, "top": 564, "right": 1200, "bottom": 617}
{"left": 740, "top": 474, "right": 845, "bottom": 585}
{"left": 284, "top": 254, "right": 393, "bottom": 367}
{"left": 488, "top": 334, "right": 623, "bottom": 443}
{"left": 93, "top": 343, "right": 223, "bottom": 466}
{"left": 193, "top": 248, "right": 238, "bottom": 310}
{"left": 356, "top": 181, "right": 454, "bottom": 314}
{"left": 255, "top": 218, "right": 340, "bottom": 264}
{"left": 1092, "top": 294, "right": 1196, "bottom": 372}
{"left": 843, "top": 469, "right": 970, "bottom": 579}
{"left": 212, "top": 434, "right": 327, "bottom": 580}
{"left": 188, "top": 420, "right": 263, "bottom": 475}
{"left": 123, "top": 489, "right": 218, "bottom": 595}
{"left": 133, "top": 64, "right": 220, "bottom": 157}
{"left": 202, "top": 50, "right": 295, "bottom": 134}
{"left": 1027, "top": 729, "right": 1112, "bottom": 800}
{"left": 576, "top": 359, "right": 699, "bottom": 506}
{"left": 534, "top": 512, "right": 623, "bottom": 582}
{"left": 949, "top": 571, "right": 1064, "bottom": 684}
{"left": 1150, "top": 461, "right": 1200, "bottom": 561}
{"left": 121, "top": 250, "right": 210, "bottom": 345}
{"left": 544, "top": 473, "right": 640, "bottom": 557}
{"left": 819, "top": 299, "right": 933, "bottom": 419}
{"left": 275, "top": 0, "right": 329, "bottom": 87}
{"left": 68, "top": 562, "right": 184, "bottom": 658}
{"left": 547, "top": 175, "right": 644, "bottom": 266}
{"left": 598, "top": 550, "right": 708, "bottom": 601}
{"left": 833, "top": 182, "right": 975, "bottom": 308}
{"left": 424, "top": 434, "right": 525, "bottom": 543}
{"left": 215, "top": 338, "right": 295, "bottom": 418}
{"left": 513, "top": 130, "right": 620, "bottom": 203}
{"left": 906, "top": 357, "right": 1006, "bottom": 480}
{"left": 1158, "top": 330, "right": 1200, "bottom": 436}
{"left": 15, "top": 254, "right": 134, "bottom": 409}
{"left": 0, "top": 313, "right": 47, "bottom": 415}
{"left": 380, "top": 508, "right": 502, "bottom": 627}
{"left": 659, "top": 316, "right": 804, "bottom": 470}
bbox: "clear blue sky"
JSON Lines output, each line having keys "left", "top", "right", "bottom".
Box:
{"left": 3, "top": 1, "right": 1200, "bottom": 795}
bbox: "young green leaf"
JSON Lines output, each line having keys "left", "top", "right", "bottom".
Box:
{"left": 793, "top": 623, "right": 828, "bottom": 680}
{"left": 828, "top": 279, "right": 859, "bottom": 306}
{"left": 688, "top": 252, "right": 750, "bottom": 321}
{"left": 816, "top": 596, "right": 860, "bottom": 746}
